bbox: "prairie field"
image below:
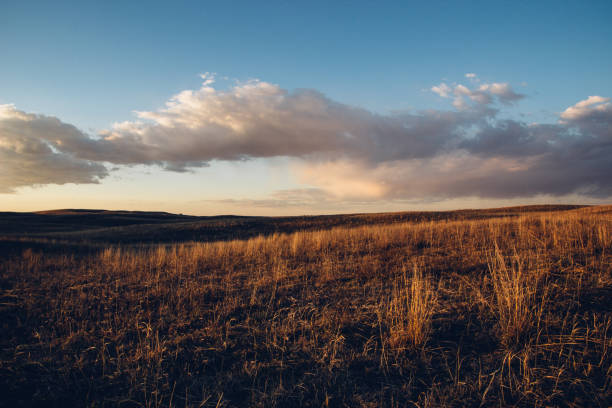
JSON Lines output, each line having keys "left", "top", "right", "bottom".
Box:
{"left": 1, "top": 205, "right": 611, "bottom": 407}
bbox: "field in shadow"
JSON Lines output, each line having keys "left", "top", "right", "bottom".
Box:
{"left": 0, "top": 204, "right": 610, "bottom": 407}
{"left": 0, "top": 205, "right": 586, "bottom": 245}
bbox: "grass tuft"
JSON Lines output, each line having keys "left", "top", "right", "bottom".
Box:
{"left": 387, "top": 265, "right": 436, "bottom": 350}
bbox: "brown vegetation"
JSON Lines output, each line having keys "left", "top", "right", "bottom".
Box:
{"left": 0, "top": 205, "right": 610, "bottom": 406}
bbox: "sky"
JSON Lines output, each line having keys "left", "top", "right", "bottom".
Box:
{"left": 1, "top": 0, "right": 611, "bottom": 215}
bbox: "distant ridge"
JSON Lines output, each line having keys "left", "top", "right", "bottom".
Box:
{"left": 21, "top": 204, "right": 589, "bottom": 218}
{"left": 0, "top": 204, "right": 593, "bottom": 245}
{"left": 34, "top": 209, "right": 191, "bottom": 217}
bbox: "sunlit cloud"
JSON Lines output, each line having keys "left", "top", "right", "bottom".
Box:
{"left": 431, "top": 83, "right": 452, "bottom": 98}
{"left": 560, "top": 95, "right": 611, "bottom": 122}
{"left": 0, "top": 104, "right": 107, "bottom": 193}
{"left": 432, "top": 80, "right": 524, "bottom": 111}
{"left": 1, "top": 76, "right": 611, "bottom": 204}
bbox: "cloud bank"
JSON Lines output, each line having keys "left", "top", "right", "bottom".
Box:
{"left": 0, "top": 104, "right": 107, "bottom": 192}
{"left": 1, "top": 74, "right": 611, "bottom": 203}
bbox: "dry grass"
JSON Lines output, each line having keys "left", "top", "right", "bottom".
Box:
{"left": 0, "top": 206, "right": 611, "bottom": 407}
{"left": 387, "top": 265, "right": 436, "bottom": 350}
{"left": 485, "top": 248, "right": 548, "bottom": 348}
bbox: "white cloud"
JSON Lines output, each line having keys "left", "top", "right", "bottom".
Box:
{"left": 560, "top": 95, "right": 611, "bottom": 121}
{"left": 465, "top": 73, "right": 477, "bottom": 79}
{"left": 439, "top": 81, "right": 523, "bottom": 110}
{"left": 478, "top": 82, "right": 524, "bottom": 102}
{"left": 431, "top": 83, "right": 452, "bottom": 98}
{"left": 454, "top": 84, "right": 471, "bottom": 96}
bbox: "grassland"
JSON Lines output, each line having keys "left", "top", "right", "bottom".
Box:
{"left": 0, "top": 205, "right": 610, "bottom": 407}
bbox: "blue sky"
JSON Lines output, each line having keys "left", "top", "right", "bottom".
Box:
{"left": 1, "top": 1, "right": 611, "bottom": 214}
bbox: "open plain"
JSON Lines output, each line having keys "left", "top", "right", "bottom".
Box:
{"left": 1, "top": 205, "right": 610, "bottom": 407}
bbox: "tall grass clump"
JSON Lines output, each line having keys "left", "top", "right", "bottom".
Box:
{"left": 487, "top": 248, "right": 546, "bottom": 348}
{"left": 387, "top": 265, "right": 436, "bottom": 350}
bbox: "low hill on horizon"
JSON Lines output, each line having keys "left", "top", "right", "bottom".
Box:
{"left": 0, "top": 204, "right": 592, "bottom": 248}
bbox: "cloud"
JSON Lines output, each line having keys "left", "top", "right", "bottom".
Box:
{"left": 431, "top": 83, "right": 452, "bottom": 98}
{"left": 294, "top": 108, "right": 611, "bottom": 200}
{"left": 1, "top": 76, "right": 611, "bottom": 204}
{"left": 209, "top": 188, "right": 335, "bottom": 209}
{"left": 294, "top": 160, "right": 390, "bottom": 199}
{"left": 478, "top": 82, "right": 524, "bottom": 103}
{"left": 465, "top": 73, "right": 477, "bottom": 79}
{"left": 431, "top": 80, "right": 524, "bottom": 110}
{"left": 69, "top": 74, "right": 483, "bottom": 168}
{"left": 0, "top": 104, "right": 107, "bottom": 192}
{"left": 560, "top": 95, "right": 612, "bottom": 122}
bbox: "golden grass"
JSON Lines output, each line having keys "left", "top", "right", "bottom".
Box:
{"left": 387, "top": 265, "right": 436, "bottom": 350}
{"left": 0, "top": 206, "right": 610, "bottom": 407}
{"left": 486, "top": 248, "right": 548, "bottom": 348}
